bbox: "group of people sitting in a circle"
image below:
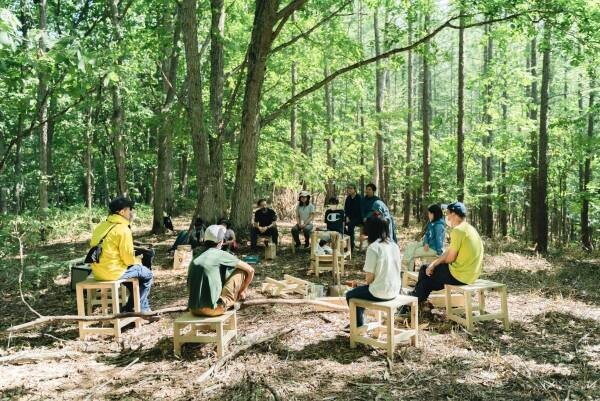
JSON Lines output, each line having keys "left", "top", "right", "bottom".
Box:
{"left": 88, "top": 184, "right": 483, "bottom": 333}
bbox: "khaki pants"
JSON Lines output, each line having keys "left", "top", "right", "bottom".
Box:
{"left": 191, "top": 270, "right": 247, "bottom": 317}
{"left": 402, "top": 242, "right": 438, "bottom": 271}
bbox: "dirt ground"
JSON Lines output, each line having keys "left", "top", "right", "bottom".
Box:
{"left": 0, "top": 216, "right": 599, "bottom": 401}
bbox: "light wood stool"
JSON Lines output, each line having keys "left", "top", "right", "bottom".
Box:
{"left": 309, "top": 231, "right": 351, "bottom": 277}
{"left": 75, "top": 277, "right": 141, "bottom": 339}
{"left": 349, "top": 295, "right": 419, "bottom": 360}
{"left": 173, "top": 311, "right": 237, "bottom": 358}
{"left": 445, "top": 279, "right": 509, "bottom": 331}
{"left": 401, "top": 270, "right": 463, "bottom": 308}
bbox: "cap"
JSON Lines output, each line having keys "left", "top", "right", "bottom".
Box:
{"left": 445, "top": 202, "right": 467, "bottom": 217}
{"left": 204, "top": 224, "right": 225, "bottom": 243}
{"left": 299, "top": 190, "right": 310, "bottom": 197}
{"left": 109, "top": 197, "right": 135, "bottom": 214}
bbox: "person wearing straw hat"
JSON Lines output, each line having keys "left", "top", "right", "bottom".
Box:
{"left": 291, "top": 190, "right": 316, "bottom": 248}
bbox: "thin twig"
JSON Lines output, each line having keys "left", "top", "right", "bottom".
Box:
{"left": 13, "top": 221, "right": 43, "bottom": 319}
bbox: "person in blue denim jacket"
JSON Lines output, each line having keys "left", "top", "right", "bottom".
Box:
{"left": 401, "top": 204, "right": 445, "bottom": 270}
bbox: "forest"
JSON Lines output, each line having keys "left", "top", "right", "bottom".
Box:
{"left": 0, "top": 0, "right": 599, "bottom": 400}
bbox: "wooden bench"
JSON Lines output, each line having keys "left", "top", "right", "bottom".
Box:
{"left": 75, "top": 277, "right": 141, "bottom": 339}
{"left": 401, "top": 270, "right": 464, "bottom": 308}
{"left": 445, "top": 279, "right": 509, "bottom": 330}
{"left": 349, "top": 295, "right": 419, "bottom": 360}
{"left": 173, "top": 311, "right": 237, "bottom": 358}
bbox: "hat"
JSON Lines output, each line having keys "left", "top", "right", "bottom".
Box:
{"left": 444, "top": 202, "right": 467, "bottom": 217}
{"left": 299, "top": 190, "right": 310, "bottom": 197}
{"left": 109, "top": 197, "right": 135, "bottom": 214}
{"left": 204, "top": 224, "right": 225, "bottom": 243}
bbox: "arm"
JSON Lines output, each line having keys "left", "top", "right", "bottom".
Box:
{"left": 119, "top": 228, "right": 137, "bottom": 267}
{"left": 432, "top": 224, "right": 445, "bottom": 255}
{"left": 235, "top": 260, "right": 255, "bottom": 298}
{"left": 425, "top": 241, "right": 459, "bottom": 276}
{"left": 305, "top": 206, "right": 315, "bottom": 225}
{"left": 365, "top": 272, "right": 375, "bottom": 284}
{"left": 296, "top": 207, "right": 302, "bottom": 226}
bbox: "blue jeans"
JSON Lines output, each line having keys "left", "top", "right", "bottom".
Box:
{"left": 346, "top": 285, "right": 391, "bottom": 327}
{"left": 120, "top": 264, "right": 153, "bottom": 312}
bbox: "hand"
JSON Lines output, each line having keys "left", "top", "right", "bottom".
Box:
{"left": 239, "top": 290, "right": 247, "bottom": 300}
{"left": 426, "top": 264, "right": 435, "bottom": 276}
{"left": 423, "top": 244, "right": 429, "bottom": 252}
{"left": 259, "top": 227, "right": 265, "bottom": 233}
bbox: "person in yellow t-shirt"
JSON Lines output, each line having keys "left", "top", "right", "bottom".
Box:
{"left": 409, "top": 201, "right": 483, "bottom": 304}
{"left": 90, "top": 197, "right": 153, "bottom": 312}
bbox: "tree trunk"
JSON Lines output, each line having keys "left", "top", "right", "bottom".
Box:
{"left": 153, "top": 7, "right": 180, "bottom": 234}
{"left": 374, "top": 8, "right": 386, "bottom": 202}
{"left": 230, "top": 0, "right": 280, "bottom": 233}
{"left": 403, "top": 15, "right": 413, "bottom": 228}
{"left": 482, "top": 24, "right": 493, "bottom": 238}
{"left": 529, "top": 37, "right": 538, "bottom": 243}
{"left": 421, "top": 14, "right": 431, "bottom": 221}
{"left": 109, "top": 0, "right": 128, "bottom": 197}
{"left": 84, "top": 109, "right": 94, "bottom": 210}
{"left": 324, "top": 64, "right": 335, "bottom": 201}
{"left": 359, "top": 98, "right": 365, "bottom": 194}
{"left": 290, "top": 61, "right": 297, "bottom": 148}
{"left": 181, "top": 0, "right": 211, "bottom": 226}
{"left": 456, "top": 10, "right": 465, "bottom": 202}
{"left": 37, "top": 0, "right": 49, "bottom": 213}
{"left": 179, "top": 153, "right": 189, "bottom": 196}
{"left": 535, "top": 27, "right": 551, "bottom": 253}
{"left": 581, "top": 72, "right": 595, "bottom": 250}
{"left": 499, "top": 91, "right": 508, "bottom": 237}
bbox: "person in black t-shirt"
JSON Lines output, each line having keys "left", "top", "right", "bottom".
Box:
{"left": 250, "top": 199, "right": 278, "bottom": 250}
{"left": 344, "top": 183, "right": 363, "bottom": 251}
{"left": 325, "top": 197, "right": 345, "bottom": 234}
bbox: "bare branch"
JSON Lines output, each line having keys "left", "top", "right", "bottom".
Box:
{"left": 262, "top": 11, "right": 544, "bottom": 126}
{"left": 276, "top": 0, "right": 308, "bottom": 22}
{"left": 271, "top": 0, "right": 352, "bottom": 54}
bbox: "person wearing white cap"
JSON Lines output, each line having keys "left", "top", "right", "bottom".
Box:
{"left": 187, "top": 225, "right": 255, "bottom": 317}
{"left": 292, "top": 190, "right": 316, "bottom": 248}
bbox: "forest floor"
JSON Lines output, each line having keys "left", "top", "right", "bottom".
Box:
{"left": 0, "top": 215, "right": 599, "bottom": 401}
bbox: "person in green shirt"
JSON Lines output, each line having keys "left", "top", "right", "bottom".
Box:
{"left": 187, "top": 225, "right": 255, "bottom": 317}
{"left": 410, "top": 202, "right": 484, "bottom": 303}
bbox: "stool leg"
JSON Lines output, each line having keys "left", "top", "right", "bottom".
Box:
{"left": 387, "top": 308, "right": 395, "bottom": 360}
{"left": 132, "top": 279, "right": 141, "bottom": 312}
{"left": 76, "top": 285, "right": 86, "bottom": 339}
{"left": 315, "top": 258, "right": 320, "bottom": 277}
{"left": 86, "top": 288, "right": 94, "bottom": 315}
{"left": 411, "top": 300, "right": 419, "bottom": 347}
{"left": 500, "top": 286, "right": 510, "bottom": 330}
{"left": 349, "top": 301, "right": 357, "bottom": 348}
{"left": 445, "top": 286, "right": 452, "bottom": 319}
{"left": 101, "top": 288, "right": 109, "bottom": 315}
{"left": 478, "top": 289, "right": 486, "bottom": 315}
{"left": 111, "top": 283, "right": 120, "bottom": 338}
{"left": 464, "top": 291, "right": 473, "bottom": 331}
{"left": 174, "top": 323, "right": 182, "bottom": 356}
{"left": 216, "top": 323, "right": 224, "bottom": 358}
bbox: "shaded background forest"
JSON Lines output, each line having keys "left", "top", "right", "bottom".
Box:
{"left": 0, "top": 0, "right": 598, "bottom": 253}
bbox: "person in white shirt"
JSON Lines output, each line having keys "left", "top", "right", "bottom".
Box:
{"left": 345, "top": 216, "right": 402, "bottom": 328}
{"left": 291, "top": 190, "right": 316, "bottom": 248}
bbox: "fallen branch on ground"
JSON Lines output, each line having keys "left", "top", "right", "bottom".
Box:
{"left": 6, "top": 298, "right": 348, "bottom": 333}
{"left": 0, "top": 350, "right": 82, "bottom": 365}
{"left": 196, "top": 327, "right": 294, "bottom": 386}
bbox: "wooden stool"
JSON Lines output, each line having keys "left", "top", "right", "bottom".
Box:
{"left": 349, "top": 295, "right": 419, "bottom": 360}
{"left": 173, "top": 311, "right": 237, "bottom": 358}
{"left": 309, "top": 231, "right": 351, "bottom": 277}
{"left": 75, "top": 278, "right": 141, "bottom": 339}
{"left": 445, "top": 279, "right": 509, "bottom": 330}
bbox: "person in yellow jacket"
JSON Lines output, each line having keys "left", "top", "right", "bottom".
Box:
{"left": 408, "top": 202, "right": 483, "bottom": 304}
{"left": 90, "top": 197, "right": 153, "bottom": 312}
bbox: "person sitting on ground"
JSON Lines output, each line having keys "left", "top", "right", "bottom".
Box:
{"left": 345, "top": 217, "right": 402, "bottom": 330}
{"left": 219, "top": 218, "right": 238, "bottom": 253}
{"left": 402, "top": 204, "right": 445, "bottom": 271}
{"left": 90, "top": 197, "right": 153, "bottom": 312}
{"left": 188, "top": 225, "right": 255, "bottom": 317}
{"left": 371, "top": 199, "right": 397, "bottom": 243}
{"left": 408, "top": 202, "right": 483, "bottom": 307}
{"left": 291, "top": 190, "right": 316, "bottom": 248}
{"left": 250, "top": 199, "right": 278, "bottom": 250}
{"left": 344, "top": 183, "right": 363, "bottom": 251}
{"left": 169, "top": 217, "right": 205, "bottom": 252}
